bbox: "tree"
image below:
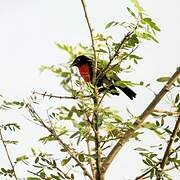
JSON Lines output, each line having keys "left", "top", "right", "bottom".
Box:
{"left": 0, "top": 0, "right": 179, "bottom": 180}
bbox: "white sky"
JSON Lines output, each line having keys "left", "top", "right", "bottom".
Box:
{"left": 0, "top": 0, "right": 180, "bottom": 179}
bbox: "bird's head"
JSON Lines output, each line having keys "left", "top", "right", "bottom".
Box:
{"left": 70, "top": 55, "right": 92, "bottom": 67}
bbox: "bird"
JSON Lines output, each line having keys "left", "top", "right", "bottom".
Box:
{"left": 70, "top": 55, "right": 136, "bottom": 100}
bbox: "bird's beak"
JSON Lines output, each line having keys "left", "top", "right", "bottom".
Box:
{"left": 70, "top": 61, "right": 77, "bottom": 67}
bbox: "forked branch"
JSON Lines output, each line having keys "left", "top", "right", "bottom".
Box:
{"left": 101, "top": 67, "right": 180, "bottom": 173}
{"left": 26, "top": 104, "right": 93, "bottom": 180}
{"left": 81, "top": 1, "right": 103, "bottom": 180}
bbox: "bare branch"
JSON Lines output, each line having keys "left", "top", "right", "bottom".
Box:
{"left": 33, "top": 91, "right": 91, "bottom": 100}
{"left": 81, "top": 0, "right": 97, "bottom": 84}
{"left": 101, "top": 67, "right": 180, "bottom": 173}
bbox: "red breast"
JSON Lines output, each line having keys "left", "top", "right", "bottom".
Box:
{"left": 77, "top": 63, "right": 91, "bottom": 82}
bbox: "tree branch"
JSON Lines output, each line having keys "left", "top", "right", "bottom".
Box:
{"left": 0, "top": 129, "right": 18, "bottom": 180}
{"left": 81, "top": 1, "right": 103, "bottom": 179}
{"left": 87, "top": 139, "right": 96, "bottom": 179}
{"left": 33, "top": 91, "right": 91, "bottom": 100}
{"left": 153, "top": 109, "right": 180, "bottom": 116}
{"left": 101, "top": 67, "right": 180, "bottom": 173}
{"left": 81, "top": 0, "right": 97, "bottom": 84}
{"left": 83, "top": 113, "right": 96, "bottom": 179}
{"left": 156, "top": 115, "right": 180, "bottom": 180}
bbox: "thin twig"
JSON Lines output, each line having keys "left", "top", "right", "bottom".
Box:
{"left": 164, "top": 165, "right": 180, "bottom": 171}
{"left": 153, "top": 109, "right": 180, "bottom": 116}
{"left": 55, "top": 166, "right": 73, "bottom": 180}
{"left": 33, "top": 91, "right": 91, "bottom": 100}
{"left": 27, "top": 170, "right": 46, "bottom": 179}
{"left": 81, "top": 0, "right": 97, "bottom": 84}
{"left": 0, "top": 129, "right": 18, "bottom": 180}
{"left": 106, "top": 40, "right": 112, "bottom": 60}
{"left": 101, "top": 67, "right": 180, "bottom": 173}
{"left": 156, "top": 115, "right": 180, "bottom": 180}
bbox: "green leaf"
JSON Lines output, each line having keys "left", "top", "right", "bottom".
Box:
{"left": 96, "top": 49, "right": 107, "bottom": 53}
{"left": 27, "top": 177, "right": 41, "bottom": 180}
{"left": 50, "top": 174, "right": 61, "bottom": 180}
{"left": 143, "top": 33, "right": 159, "bottom": 43}
{"left": 1, "top": 168, "right": 6, "bottom": 173}
{"left": 70, "top": 131, "right": 79, "bottom": 139}
{"left": 157, "top": 77, "right": 170, "bottom": 82}
{"left": 150, "top": 168, "right": 155, "bottom": 179}
{"left": 135, "top": 31, "right": 159, "bottom": 43}
{"left": 115, "top": 80, "right": 139, "bottom": 87}
{"left": 161, "top": 118, "right": 164, "bottom": 127}
{"left": 35, "top": 157, "right": 39, "bottom": 164}
{"left": 57, "top": 172, "right": 66, "bottom": 179}
{"left": 126, "top": 34, "right": 139, "bottom": 47}
{"left": 143, "top": 122, "right": 157, "bottom": 129}
{"left": 129, "top": 54, "right": 143, "bottom": 60}
{"left": 177, "top": 78, "right": 180, "bottom": 84}
{"left": 155, "top": 120, "right": 160, "bottom": 127}
{"left": 140, "top": 81, "right": 144, "bottom": 85}
{"left": 3, "top": 123, "right": 20, "bottom": 131}
{"left": 16, "top": 155, "right": 28, "bottom": 162}
{"left": 129, "top": 0, "right": 144, "bottom": 13}
{"left": 31, "top": 148, "right": 36, "bottom": 156}
{"left": 61, "top": 157, "right": 71, "bottom": 166}
{"left": 55, "top": 43, "right": 73, "bottom": 55}
{"left": 175, "top": 94, "right": 179, "bottom": 104}
{"left": 78, "top": 154, "right": 85, "bottom": 162}
{"left": 127, "top": 7, "right": 136, "bottom": 18}
{"left": 105, "top": 21, "right": 119, "bottom": 29}
{"left": 39, "top": 134, "right": 56, "bottom": 144}
{"left": 146, "top": 158, "right": 154, "bottom": 166}
{"left": 134, "top": 147, "right": 148, "bottom": 151}
{"left": 95, "top": 33, "right": 111, "bottom": 41}
{"left": 143, "top": 159, "right": 149, "bottom": 166}
{"left": 142, "top": 18, "right": 160, "bottom": 32}
{"left": 61, "top": 72, "right": 70, "bottom": 78}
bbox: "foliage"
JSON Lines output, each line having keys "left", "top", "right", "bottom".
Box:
{"left": 0, "top": 1, "right": 179, "bottom": 180}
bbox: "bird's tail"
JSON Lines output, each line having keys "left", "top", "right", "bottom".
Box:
{"left": 118, "top": 86, "right": 136, "bottom": 100}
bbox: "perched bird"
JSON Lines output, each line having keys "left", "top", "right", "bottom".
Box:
{"left": 70, "top": 55, "right": 136, "bottom": 100}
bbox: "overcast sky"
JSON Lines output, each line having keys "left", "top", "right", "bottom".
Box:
{"left": 0, "top": 0, "right": 179, "bottom": 179}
